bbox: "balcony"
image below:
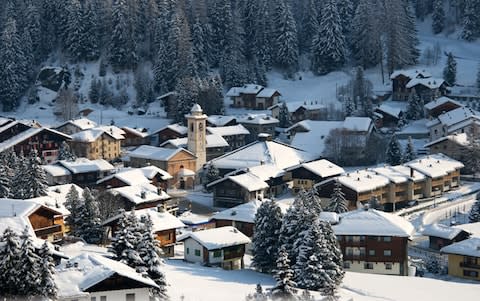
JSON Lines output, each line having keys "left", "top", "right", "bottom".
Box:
{"left": 34, "top": 224, "right": 62, "bottom": 238}
{"left": 460, "top": 262, "right": 480, "bottom": 269}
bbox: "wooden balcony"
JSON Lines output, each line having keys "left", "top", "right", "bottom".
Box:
{"left": 460, "top": 262, "right": 480, "bottom": 269}
{"left": 34, "top": 224, "right": 62, "bottom": 238}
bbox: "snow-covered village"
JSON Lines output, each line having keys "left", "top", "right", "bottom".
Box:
{"left": 1, "top": 0, "right": 480, "bottom": 300}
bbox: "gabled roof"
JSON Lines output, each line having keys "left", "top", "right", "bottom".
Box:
{"left": 209, "top": 140, "right": 316, "bottom": 171}
{"left": 207, "top": 124, "right": 250, "bottom": 136}
{"left": 433, "top": 106, "right": 480, "bottom": 129}
{"left": 151, "top": 124, "right": 188, "bottom": 136}
{"left": 375, "top": 103, "right": 403, "bottom": 119}
{"left": 424, "top": 133, "right": 469, "bottom": 148}
{"left": 178, "top": 226, "right": 251, "bottom": 250}
{"left": 71, "top": 126, "right": 125, "bottom": 142}
{"left": 57, "top": 118, "right": 97, "bottom": 131}
{"left": 121, "top": 126, "right": 149, "bottom": 138}
{"left": 0, "top": 127, "right": 72, "bottom": 153}
{"left": 424, "top": 97, "right": 463, "bottom": 111}
{"left": 211, "top": 200, "right": 263, "bottom": 223}
{"left": 268, "top": 101, "right": 326, "bottom": 112}
{"left": 334, "top": 169, "right": 391, "bottom": 193}
{"left": 406, "top": 78, "right": 445, "bottom": 89}
{"left": 237, "top": 114, "right": 279, "bottom": 125}
{"left": 58, "top": 158, "right": 115, "bottom": 174}
{"left": 226, "top": 84, "right": 264, "bottom": 97}
{"left": 441, "top": 237, "right": 480, "bottom": 257}
{"left": 286, "top": 159, "right": 344, "bottom": 178}
{"left": 97, "top": 169, "right": 153, "bottom": 186}
{"left": 422, "top": 223, "right": 467, "bottom": 240}
{"left": 390, "top": 69, "right": 431, "bottom": 80}
{"left": 404, "top": 153, "right": 464, "bottom": 178}
{"left": 453, "top": 222, "right": 480, "bottom": 238}
{"left": 256, "top": 88, "right": 280, "bottom": 98}
{"left": 160, "top": 134, "right": 229, "bottom": 149}
{"left": 109, "top": 183, "right": 170, "bottom": 205}
{"left": 207, "top": 115, "right": 237, "bottom": 127}
{"left": 128, "top": 145, "right": 196, "bottom": 161}
{"left": 42, "top": 164, "right": 72, "bottom": 177}
{"left": 333, "top": 208, "right": 414, "bottom": 237}
{"left": 139, "top": 166, "right": 173, "bottom": 180}
{"left": 102, "top": 207, "right": 185, "bottom": 232}
{"left": 343, "top": 117, "right": 373, "bottom": 132}
{"left": 209, "top": 172, "right": 269, "bottom": 192}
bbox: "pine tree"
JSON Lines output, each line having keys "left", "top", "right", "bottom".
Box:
{"left": 0, "top": 163, "right": 11, "bottom": 198}
{"left": 443, "top": 52, "right": 457, "bottom": 86}
{"left": 469, "top": 199, "right": 480, "bottom": 223}
{"left": 89, "top": 78, "right": 101, "bottom": 103}
{"left": 252, "top": 200, "right": 284, "bottom": 273}
{"left": 65, "top": 185, "right": 82, "bottom": 236}
{"left": 403, "top": 136, "right": 416, "bottom": 163}
{"left": 110, "top": 0, "right": 137, "bottom": 70}
{"left": 192, "top": 17, "right": 209, "bottom": 77}
{"left": 11, "top": 152, "right": 30, "bottom": 199}
{"left": 302, "top": 188, "right": 323, "bottom": 217}
{"left": 18, "top": 227, "right": 41, "bottom": 296}
{"left": 386, "top": 135, "right": 402, "bottom": 166}
{"left": 337, "top": 0, "right": 353, "bottom": 37}
{"left": 81, "top": 0, "right": 100, "bottom": 60}
{"left": 432, "top": 0, "right": 445, "bottom": 34}
{"left": 0, "top": 228, "right": 21, "bottom": 296}
{"left": 406, "top": 92, "right": 424, "bottom": 120}
{"left": 77, "top": 188, "right": 102, "bottom": 243}
{"left": 311, "top": 0, "right": 346, "bottom": 75}
{"left": 27, "top": 149, "right": 48, "bottom": 198}
{"left": 65, "top": 0, "right": 86, "bottom": 61}
{"left": 109, "top": 209, "right": 144, "bottom": 268}
{"left": 206, "top": 164, "right": 221, "bottom": 185}
{"left": 461, "top": 0, "right": 480, "bottom": 41}
{"left": 298, "top": 0, "right": 319, "bottom": 53}
{"left": 58, "top": 141, "right": 76, "bottom": 161}
{"left": 326, "top": 182, "right": 348, "bottom": 213}
{"left": 37, "top": 241, "right": 58, "bottom": 299}
{"left": 278, "top": 102, "right": 291, "bottom": 128}
{"left": 271, "top": 246, "right": 297, "bottom": 301}
{"left": 273, "top": 0, "right": 298, "bottom": 77}
{"left": 175, "top": 77, "right": 200, "bottom": 124}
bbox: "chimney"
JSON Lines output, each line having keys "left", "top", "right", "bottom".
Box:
{"left": 258, "top": 133, "right": 270, "bottom": 141}
{"left": 410, "top": 167, "right": 414, "bottom": 178}
{"left": 140, "top": 191, "right": 146, "bottom": 199}
{"left": 157, "top": 204, "right": 165, "bottom": 213}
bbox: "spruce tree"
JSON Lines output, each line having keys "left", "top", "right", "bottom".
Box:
{"left": 37, "top": 241, "right": 58, "bottom": 299}
{"left": 27, "top": 149, "right": 48, "bottom": 198}
{"left": 252, "top": 200, "right": 284, "bottom": 273}
{"left": 326, "top": 181, "right": 348, "bottom": 213}
{"left": 110, "top": 0, "right": 137, "bottom": 70}
{"left": 432, "top": 0, "right": 445, "bottom": 34}
{"left": 311, "top": 0, "right": 346, "bottom": 75}
{"left": 406, "top": 92, "right": 424, "bottom": 120}
{"left": 65, "top": 0, "right": 86, "bottom": 61}
{"left": 403, "top": 136, "right": 416, "bottom": 163}
{"left": 278, "top": 102, "right": 291, "bottom": 128}
{"left": 461, "top": 0, "right": 480, "bottom": 41}
{"left": 0, "top": 163, "right": 11, "bottom": 198}
{"left": 273, "top": 0, "right": 298, "bottom": 77}
{"left": 298, "top": 0, "right": 319, "bottom": 53}
{"left": 443, "top": 52, "right": 457, "bottom": 86}
{"left": 469, "top": 199, "right": 480, "bottom": 223}
{"left": 109, "top": 209, "right": 144, "bottom": 268}
{"left": 0, "top": 228, "right": 21, "bottom": 296}
{"left": 77, "top": 188, "right": 102, "bottom": 243}
{"left": 58, "top": 141, "right": 76, "bottom": 161}
{"left": 11, "top": 153, "right": 30, "bottom": 199}
{"left": 270, "top": 245, "right": 297, "bottom": 301}
{"left": 386, "top": 135, "right": 402, "bottom": 166}
{"left": 192, "top": 17, "right": 209, "bottom": 77}
{"left": 206, "top": 164, "right": 221, "bottom": 185}
{"left": 65, "top": 185, "right": 82, "bottom": 236}
{"left": 18, "top": 227, "right": 41, "bottom": 296}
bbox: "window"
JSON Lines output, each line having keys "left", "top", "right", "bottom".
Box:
{"left": 463, "top": 270, "right": 479, "bottom": 278}
{"left": 126, "top": 293, "right": 135, "bottom": 301}
{"left": 343, "top": 262, "right": 350, "bottom": 269}
{"left": 364, "top": 262, "right": 374, "bottom": 269}
{"left": 186, "top": 248, "right": 189, "bottom": 254}
{"left": 368, "top": 250, "right": 376, "bottom": 256}
{"left": 91, "top": 298, "right": 96, "bottom": 301}
{"left": 194, "top": 249, "right": 201, "bottom": 256}
{"left": 383, "top": 236, "right": 392, "bottom": 242}
{"left": 385, "top": 263, "right": 393, "bottom": 270}
{"left": 101, "top": 297, "right": 107, "bottom": 301}
{"left": 383, "top": 250, "right": 392, "bottom": 256}
{"left": 213, "top": 250, "right": 222, "bottom": 258}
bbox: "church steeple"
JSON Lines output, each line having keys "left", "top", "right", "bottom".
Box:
{"left": 186, "top": 104, "right": 207, "bottom": 173}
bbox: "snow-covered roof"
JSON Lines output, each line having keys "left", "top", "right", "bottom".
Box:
{"left": 371, "top": 165, "right": 426, "bottom": 184}
{"left": 210, "top": 172, "right": 269, "bottom": 192}
{"left": 406, "top": 78, "right": 445, "bottom": 89}
{"left": 121, "top": 126, "right": 149, "bottom": 138}
{"left": 178, "top": 226, "right": 251, "bottom": 250}
{"left": 0, "top": 127, "right": 72, "bottom": 153}
{"left": 247, "top": 164, "right": 285, "bottom": 181}
{"left": 139, "top": 166, "right": 173, "bottom": 180}
{"left": 319, "top": 212, "right": 340, "bottom": 225}
{"left": 286, "top": 159, "right": 345, "bottom": 178}
{"left": 151, "top": 123, "right": 188, "bottom": 136}
{"left": 336, "top": 170, "right": 391, "bottom": 193}
{"left": 431, "top": 106, "right": 480, "bottom": 129}
{"left": 97, "top": 168, "right": 153, "bottom": 186}
{"left": 71, "top": 126, "right": 125, "bottom": 142}
{"left": 256, "top": 88, "right": 280, "bottom": 98}
{"left": 424, "top": 97, "right": 463, "bottom": 111}
{"left": 209, "top": 140, "right": 316, "bottom": 170}
{"left": 453, "top": 222, "right": 480, "bottom": 238}
{"left": 422, "top": 223, "right": 466, "bottom": 240}
{"left": 333, "top": 208, "right": 414, "bottom": 237}
{"left": 343, "top": 117, "right": 373, "bottom": 132}
{"left": 109, "top": 183, "right": 170, "bottom": 205}
{"left": 207, "top": 115, "right": 237, "bottom": 127}
{"left": 42, "top": 184, "right": 84, "bottom": 215}
{"left": 178, "top": 167, "right": 195, "bottom": 177}
{"left": 161, "top": 134, "right": 229, "bottom": 149}
{"left": 95, "top": 125, "right": 126, "bottom": 139}
{"left": 102, "top": 207, "right": 185, "bottom": 231}
{"left": 404, "top": 154, "right": 464, "bottom": 178}
{"left": 58, "top": 158, "right": 114, "bottom": 174}
{"left": 237, "top": 114, "right": 279, "bottom": 125}
{"left": 375, "top": 103, "right": 403, "bottom": 118}
{"left": 42, "top": 164, "right": 71, "bottom": 177}
{"left": 128, "top": 145, "right": 195, "bottom": 161}
{"left": 424, "top": 133, "right": 469, "bottom": 148}
{"left": 441, "top": 237, "right": 480, "bottom": 257}
{"left": 226, "top": 84, "right": 264, "bottom": 97}
{"left": 190, "top": 103, "right": 203, "bottom": 113}
{"left": 178, "top": 212, "right": 212, "bottom": 225}
{"left": 0, "top": 117, "right": 13, "bottom": 127}
{"left": 268, "top": 101, "right": 326, "bottom": 112}
{"left": 212, "top": 200, "right": 263, "bottom": 224}
{"left": 389, "top": 165, "right": 426, "bottom": 182}
{"left": 0, "top": 199, "right": 40, "bottom": 218}
{"left": 207, "top": 124, "right": 250, "bottom": 137}
{"left": 289, "top": 121, "right": 343, "bottom": 158}
{"left": 57, "top": 118, "right": 97, "bottom": 131}
{"left": 390, "top": 69, "right": 431, "bottom": 80}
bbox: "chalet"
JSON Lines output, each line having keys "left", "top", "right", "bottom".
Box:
{"left": 97, "top": 166, "right": 172, "bottom": 191}
{"left": 178, "top": 226, "right": 251, "bottom": 269}
{"left": 426, "top": 106, "right": 480, "bottom": 141}
{"left": 70, "top": 126, "right": 125, "bottom": 160}
{"left": 285, "top": 159, "right": 345, "bottom": 194}
{"left": 333, "top": 208, "right": 414, "bottom": 276}
{"left": 422, "top": 223, "right": 471, "bottom": 250}
{"left": 207, "top": 115, "right": 237, "bottom": 127}
{"left": 157, "top": 91, "right": 177, "bottom": 119}
{"left": 121, "top": 127, "right": 150, "bottom": 147}
{"left": 373, "top": 103, "right": 404, "bottom": 128}
{"left": 208, "top": 137, "right": 316, "bottom": 176}
{"left": 269, "top": 101, "right": 328, "bottom": 123}
{"left": 441, "top": 237, "right": 480, "bottom": 281}
{"left": 0, "top": 120, "right": 33, "bottom": 142}
{"left": 56, "top": 253, "right": 160, "bottom": 301}
{"left": 127, "top": 145, "right": 197, "bottom": 189}
{"left": 102, "top": 207, "right": 185, "bottom": 257}
{"left": 108, "top": 183, "right": 171, "bottom": 210}
{"left": 207, "top": 124, "right": 250, "bottom": 152}
{"left": 424, "top": 97, "right": 463, "bottom": 118}
{"left": 0, "top": 127, "right": 72, "bottom": 163}
{"left": 160, "top": 134, "right": 229, "bottom": 161}
{"left": 237, "top": 114, "right": 279, "bottom": 143}
{"left": 57, "top": 158, "right": 115, "bottom": 187}
{"left": 179, "top": 212, "right": 216, "bottom": 232}
{"left": 453, "top": 222, "right": 480, "bottom": 238}
{"left": 149, "top": 124, "right": 187, "bottom": 146}
{"left": 390, "top": 69, "right": 447, "bottom": 102}
{"left": 43, "top": 164, "right": 72, "bottom": 185}
{"left": 54, "top": 118, "right": 97, "bottom": 135}
{"left": 424, "top": 133, "right": 469, "bottom": 163}
{"left": 226, "top": 84, "right": 280, "bottom": 110}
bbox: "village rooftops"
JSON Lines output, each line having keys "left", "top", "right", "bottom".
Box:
{"left": 0, "top": 127, "right": 72, "bottom": 153}
{"left": 286, "top": 159, "right": 345, "bottom": 178}
{"left": 424, "top": 96, "right": 463, "bottom": 111}
{"left": 207, "top": 115, "right": 237, "bottom": 127}
{"left": 375, "top": 103, "right": 403, "bottom": 118}
{"left": 139, "top": 165, "right": 173, "bottom": 180}
{"left": 102, "top": 207, "right": 185, "bottom": 232}
{"left": 422, "top": 223, "right": 468, "bottom": 240}
{"left": 178, "top": 226, "right": 251, "bottom": 250}
{"left": 226, "top": 84, "right": 264, "bottom": 97}
{"left": 212, "top": 199, "right": 291, "bottom": 224}
{"left": 207, "top": 124, "right": 250, "bottom": 136}
{"left": 58, "top": 158, "right": 115, "bottom": 174}
{"left": 43, "top": 164, "right": 72, "bottom": 177}
{"left": 390, "top": 69, "right": 432, "bottom": 79}
{"left": 371, "top": 165, "right": 425, "bottom": 184}
{"left": 405, "top": 77, "right": 445, "bottom": 89}
{"left": 70, "top": 126, "right": 125, "bottom": 142}
{"left": 151, "top": 123, "right": 188, "bottom": 136}
{"left": 404, "top": 153, "right": 464, "bottom": 178}
{"left": 454, "top": 222, "right": 480, "bottom": 238}
{"left": 256, "top": 88, "right": 280, "bottom": 98}
{"left": 335, "top": 169, "right": 391, "bottom": 193}
{"left": 237, "top": 114, "right": 279, "bottom": 125}
{"left": 56, "top": 118, "right": 97, "bottom": 131}
{"left": 109, "top": 183, "right": 170, "bottom": 205}
{"left": 424, "top": 133, "right": 469, "bottom": 148}
{"left": 431, "top": 106, "right": 480, "bottom": 129}
{"left": 160, "top": 134, "right": 229, "bottom": 149}
{"left": 128, "top": 145, "right": 196, "bottom": 161}
{"left": 208, "top": 172, "right": 269, "bottom": 192}
{"left": 121, "top": 126, "right": 149, "bottom": 138}
{"left": 268, "top": 100, "right": 326, "bottom": 112}
{"left": 333, "top": 208, "right": 414, "bottom": 238}
{"left": 441, "top": 237, "right": 480, "bottom": 258}
{"left": 97, "top": 168, "right": 155, "bottom": 186}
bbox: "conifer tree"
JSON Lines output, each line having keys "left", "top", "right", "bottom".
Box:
{"left": 461, "top": 0, "right": 480, "bottom": 41}
{"left": 403, "top": 136, "right": 416, "bottom": 163}
{"left": 326, "top": 182, "right": 348, "bottom": 213}
{"left": 252, "top": 200, "right": 284, "bottom": 273}
{"left": 273, "top": 0, "right": 298, "bottom": 77}
{"left": 65, "top": 185, "right": 82, "bottom": 236}
{"left": 109, "top": 209, "right": 144, "bottom": 268}
{"left": 77, "top": 188, "right": 102, "bottom": 243}
{"left": 311, "top": 0, "right": 346, "bottom": 75}
{"left": 406, "top": 92, "right": 424, "bottom": 120}
{"left": 89, "top": 78, "right": 101, "bottom": 103}
{"left": 192, "top": 17, "right": 209, "bottom": 77}
{"left": 206, "top": 164, "right": 221, "bottom": 185}
{"left": 432, "top": 0, "right": 445, "bottom": 34}
{"left": 0, "top": 163, "right": 11, "bottom": 198}
{"left": 0, "top": 228, "right": 21, "bottom": 296}
{"left": 58, "top": 141, "right": 76, "bottom": 161}
{"left": 271, "top": 246, "right": 297, "bottom": 301}
{"left": 12, "top": 153, "right": 30, "bottom": 199}
{"left": 469, "top": 199, "right": 480, "bottom": 223}
{"left": 37, "top": 241, "right": 58, "bottom": 299}
{"left": 65, "top": 0, "right": 86, "bottom": 61}
{"left": 386, "top": 135, "right": 402, "bottom": 166}
{"left": 477, "top": 64, "right": 480, "bottom": 93}
{"left": 443, "top": 52, "right": 457, "bottom": 86}
{"left": 298, "top": 0, "right": 319, "bottom": 53}
{"left": 27, "top": 149, "right": 48, "bottom": 198}
{"left": 278, "top": 102, "right": 291, "bottom": 128}
{"left": 18, "top": 227, "right": 41, "bottom": 296}
{"left": 110, "top": 0, "right": 137, "bottom": 70}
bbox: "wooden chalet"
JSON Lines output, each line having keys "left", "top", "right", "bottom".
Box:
{"left": 269, "top": 101, "right": 327, "bottom": 123}
{"left": 390, "top": 69, "right": 431, "bottom": 101}
{"left": 54, "top": 118, "right": 97, "bottom": 135}
{"left": 0, "top": 120, "right": 32, "bottom": 142}
{"left": 179, "top": 226, "right": 251, "bottom": 270}
{"left": 422, "top": 223, "right": 471, "bottom": 250}
{"left": 237, "top": 115, "right": 279, "bottom": 143}
{"left": 121, "top": 127, "right": 150, "bottom": 147}
{"left": 207, "top": 124, "right": 250, "bottom": 152}
{"left": 97, "top": 166, "right": 172, "bottom": 191}
{"left": 226, "top": 84, "right": 274, "bottom": 109}
{"left": 424, "top": 97, "right": 463, "bottom": 118}
{"left": 286, "top": 159, "right": 344, "bottom": 194}
{"left": 333, "top": 208, "right": 414, "bottom": 276}
{"left": 424, "top": 133, "right": 469, "bottom": 164}
{"left": 108, "top": 183, "right": 172, "bottom": 211}
{"left": 57, "top": 158, "right": 115, "bottom": 187}
{"left": 441, "top": 237, "right": 480, "bottom": 281}
{"left": 149, "top": 124, "right": 187, "bottom": 146}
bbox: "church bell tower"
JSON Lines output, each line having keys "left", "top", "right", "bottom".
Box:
{"left": 186, "top": 103, "right": 207, "bottom": 173}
